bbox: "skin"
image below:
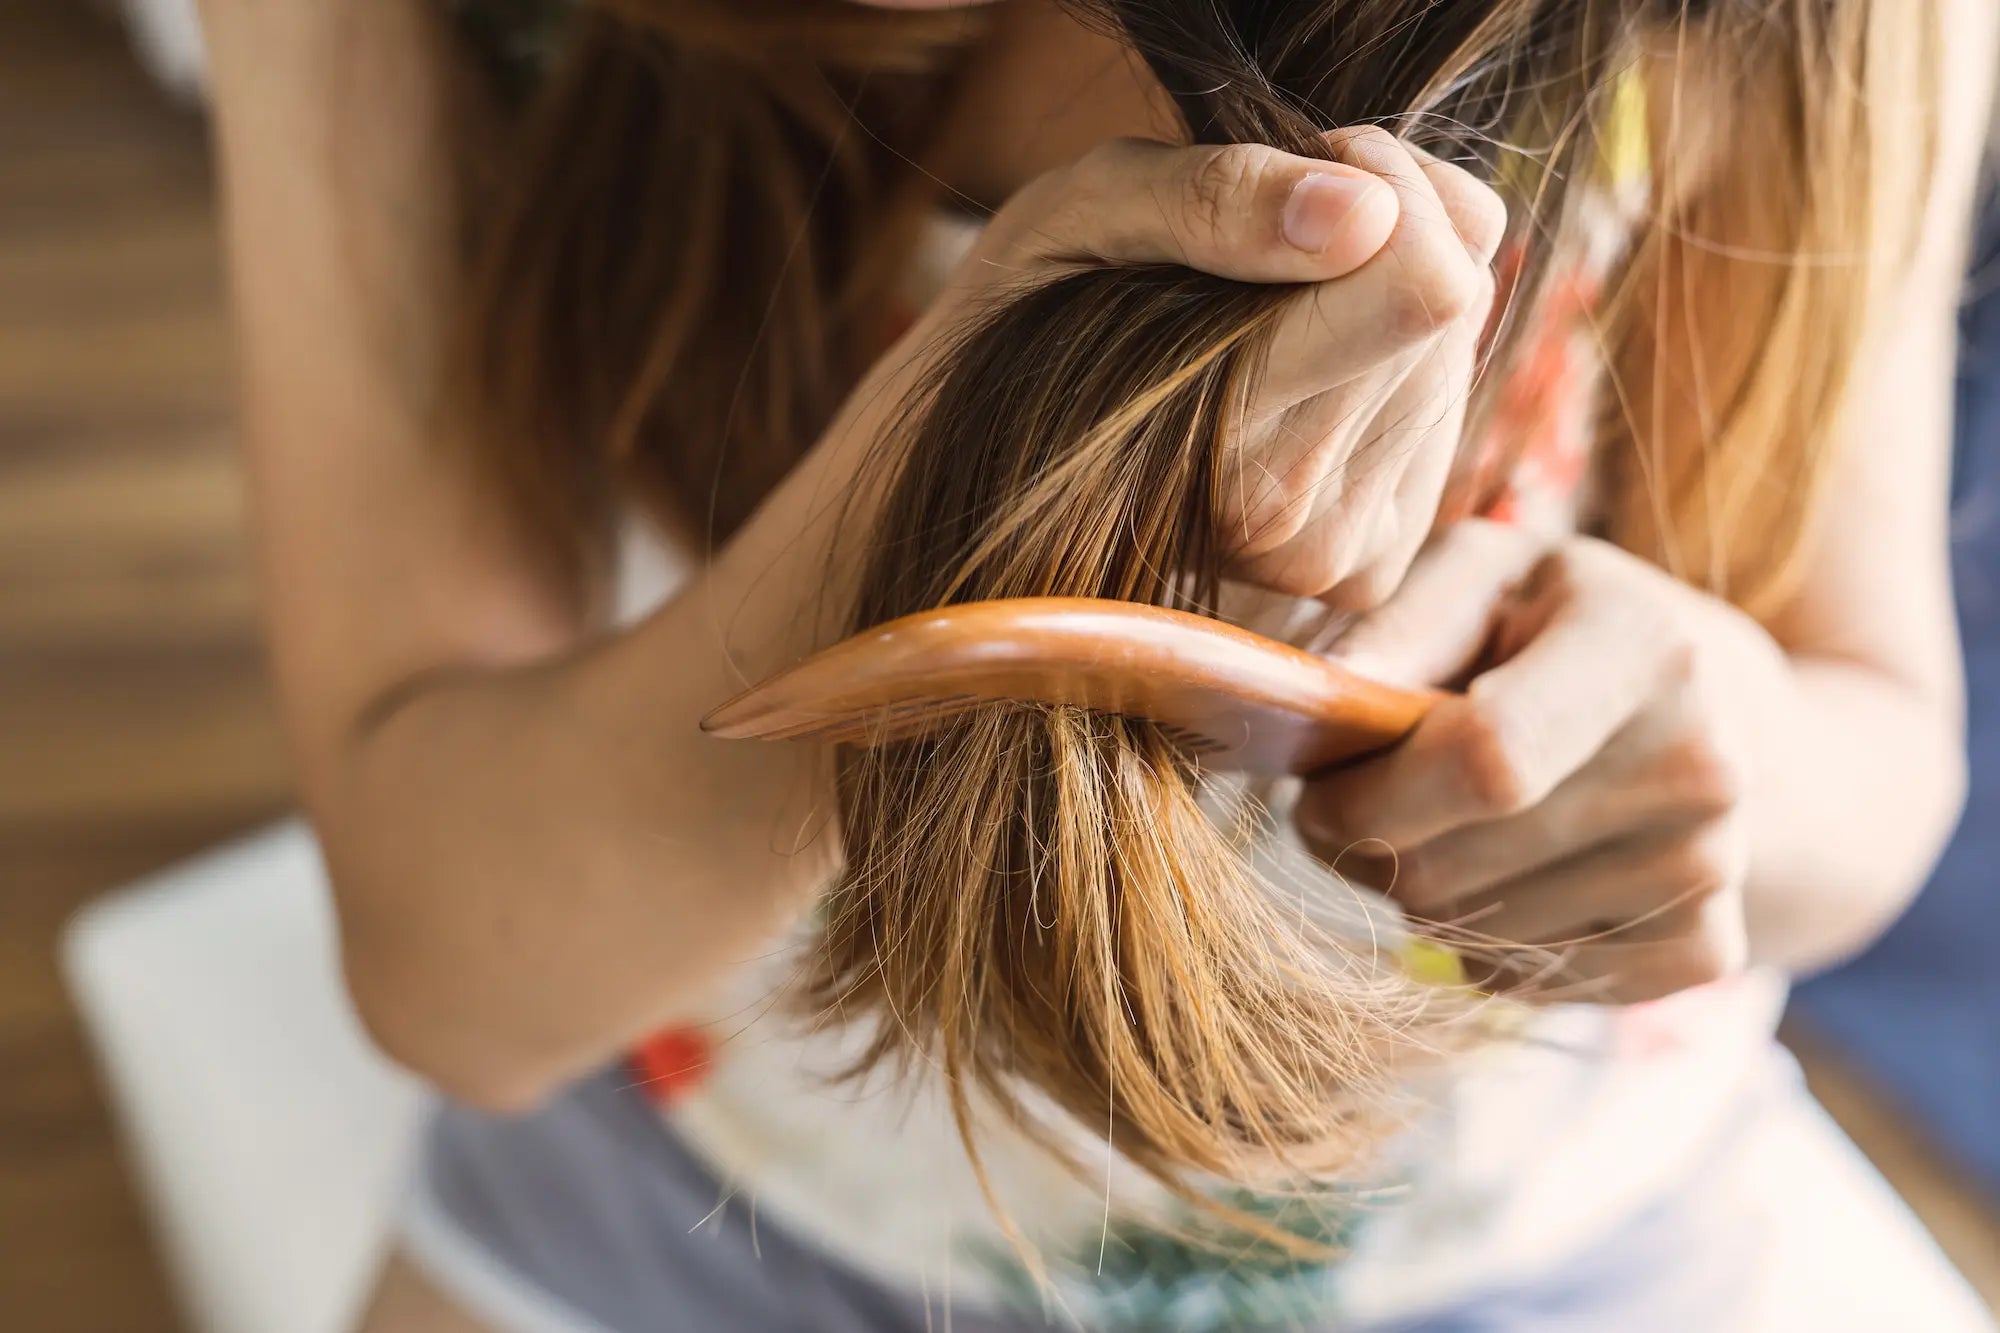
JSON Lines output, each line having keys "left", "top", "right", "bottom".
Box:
{"left": 1297, "top": 22, "right": 1999, "bottom": 994}
{"left": 195, "top": 0, "right": 1497, "bottom": 1107}
{"left": 188, "top": 0, "right": 1994, "bottom": 1328}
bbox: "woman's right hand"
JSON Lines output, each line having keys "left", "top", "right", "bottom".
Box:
{"left": 893, "top": 128, "right": 1506, "bottom": 611}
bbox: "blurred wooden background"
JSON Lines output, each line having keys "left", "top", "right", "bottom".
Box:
{"left": 0, "top": 2, "right": 1993, "bottom": 1329}
{"left": 0, "top": 3, "right": 287, "bottom": 1329}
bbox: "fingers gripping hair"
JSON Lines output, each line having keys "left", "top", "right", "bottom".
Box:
{"left": 810, "top": 0, "right": 1677, "bottom": 1248}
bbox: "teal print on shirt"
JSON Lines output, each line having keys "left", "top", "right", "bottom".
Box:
{"left": 965, "top": 1184, "right": 1390, "bottom": 1332}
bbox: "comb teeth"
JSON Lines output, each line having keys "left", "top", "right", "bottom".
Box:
{"left": 1151, "top": 720, "right": 1224, "bottom": 754}
{"left": 809, "top": 696, "right": 1231, "bottom": 757}
{"left": 813, "top": 694, "right": 985, "bottom": 745}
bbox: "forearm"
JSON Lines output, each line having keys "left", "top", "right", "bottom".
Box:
{"left": 1740, "top": 652, "right": 1966, "bottom": 974}
{"left": 1737, "top": 290, "right": 1970, "bottom": 975}
{"left": 321, "top": 432, "right": 874, "bottom": 1109}
{"left": 195, "top": 0, "right": 910, "bottom": 1106}
{"left": 324, "top": 617, "right": 825, "bottom": 1111}
{"left": 1699, "top": 0, "right": 1993, "bottom": 980}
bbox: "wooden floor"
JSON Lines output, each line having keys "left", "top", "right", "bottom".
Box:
{"left": 0, "top": 4, "right": 289, "bottom": 1330}
{"left": 0, "top": 3, "right": 1993, "bottom": 1329}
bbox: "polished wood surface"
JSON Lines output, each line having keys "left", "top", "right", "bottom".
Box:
{"left": 0, "top": 3, "right": 1992, "bottom": 1327}
{"left": 705, "top": 598, "right": 1438, "bottom": 772}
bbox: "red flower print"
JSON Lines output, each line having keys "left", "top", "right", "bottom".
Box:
{"left": 630, "top": 1025, "right": 714, "bottom": 1104}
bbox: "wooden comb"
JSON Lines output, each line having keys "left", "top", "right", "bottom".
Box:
{"left": 702, "top": 597, "right": 1438, "bottom": 775}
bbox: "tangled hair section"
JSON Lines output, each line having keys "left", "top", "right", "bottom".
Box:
{"left": 810, "top": 0, "right": 1631, "bottom": 1218}
{"left": 818, "top": 270, "right": 1453, "bottom": 1199}
{"left": 807, "top": 0, "right": 1935, "bottom": 1231}
{"left": 446, "top": 0, "right": 1935, "bottom": 1252}
{"left": 452, "top": 0, "right": 986, "bottom": 598}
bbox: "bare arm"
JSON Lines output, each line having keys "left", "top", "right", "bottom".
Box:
{"left": 1740, "top": 0, "right": 1996, "bottom": 970}
{"left": 198, "top": 0, "right": 849, "bottom": 1106}
{"left": 200, "top": 0, "right": 1463, "bottom": 1107}
{"left": 1296, "top": 3, "right": 1997, "bottom": 991}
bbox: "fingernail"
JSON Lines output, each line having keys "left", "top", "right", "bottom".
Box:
{"left": 1282, "top": 172, "right": 1387, "bottom": 253}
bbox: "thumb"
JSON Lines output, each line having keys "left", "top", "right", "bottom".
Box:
{"left": 1329, "top": 520, "right": 1546, "bottom": 688}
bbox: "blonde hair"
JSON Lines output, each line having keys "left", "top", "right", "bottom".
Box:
{"left": 1600, "top": 0, "right": 1935, "bottom": 615}
{"left": 453, "top": 0, "right": 1936, "bottom": 1242}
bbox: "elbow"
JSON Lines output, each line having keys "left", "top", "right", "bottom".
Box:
{"left": 1932, "top": 731, "right": 1972, "bottom": 859}
{"left": 1879, "top": 722, "right": 1972, "bottom": 934}
{"left": 338, "top": 915, "right": 565, "bottom": 1116}
{"left": 1792, "top": 728, "right": 1969, "bottom": 975}
{"left": 310, "top": 772, "right": 579, "bottom": 1115}
{"left": 304, "top": 684, "right": 605, "bottom": 1115}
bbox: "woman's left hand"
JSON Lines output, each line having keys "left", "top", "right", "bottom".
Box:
{"left": 1296, "top": 520, "right": 1794, "bottom": 1003}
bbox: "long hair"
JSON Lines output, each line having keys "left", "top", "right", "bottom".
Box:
{"left": 453, "top": 0, "right": 986, "bottom": 597}
{"left": 453, "top": 0, "right": 1934, "bottom": 1234}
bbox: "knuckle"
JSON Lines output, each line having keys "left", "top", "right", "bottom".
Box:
{"left": 1415, "top": 148, "right": 1508, "bottom": 255}
{"left": 1461, "top": 177, "right": 1510, "bottom": 249}
{"left": 1552, "top": 533, "right": 1622, "bottom": 577}
{"left": 1661, "top": 928, "right": 1741, "bottom": 994}
{"left": 1468, "top": 263, "right": 1498, "bottom": 317}
{"left": 1661, "top": 730, "right": 1748, "bottom": 816}
{"left": 1388, "top": 245, "right": 1485, "bottom": 336}
{"left": 1656, "top": 633, "right": 1701, "bottom": 689}
{"left": 1541, "top": 539, "right": 1605, "bottom": 592}
{"left": 1672, "top": 848, "right": 1731, "bottom": 903}
{"left": 1257, "top": 561, "right": 1340, "bottom": 601}
{"left": 1250, "top": 527, "right": 1361, "bottom": 600}
{"left": 1329, "top": 125, "right": 1403, "bottom": 172}
{"left": 1446, "top": 703, "right": 1536, "bottom": 817}
{"left": 1322, "top": 558, "right": 1403, "bottom": 616}
{"left": 1669, "top": 823, "right": 1746, "bottom": 901}
{"left": 1006, "top": 139, "right": 1163, "bottom": 260}
{"left": 1181, "top": 143, "right": 1266, "bottom": 250}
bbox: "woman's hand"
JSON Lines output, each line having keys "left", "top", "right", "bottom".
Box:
{"left": 1296, "top": 521, "right": 1797, "bottom": 1003}
{"left": 949, "top": 130, "right": 1504, "bottom": 608}
{"left": 238, "top": 108, "right": 1509, "bottom": 1108}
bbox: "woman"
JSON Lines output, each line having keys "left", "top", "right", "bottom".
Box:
{"left": 193, "top": 0, "right": 1995, "bottom": 1328}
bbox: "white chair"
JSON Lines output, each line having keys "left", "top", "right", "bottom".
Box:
{"left": 117, "top": 0, "right": 207, "bottom": 99}
{"left": 63, "top": 821, "right": 426, "bottom": 1333}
